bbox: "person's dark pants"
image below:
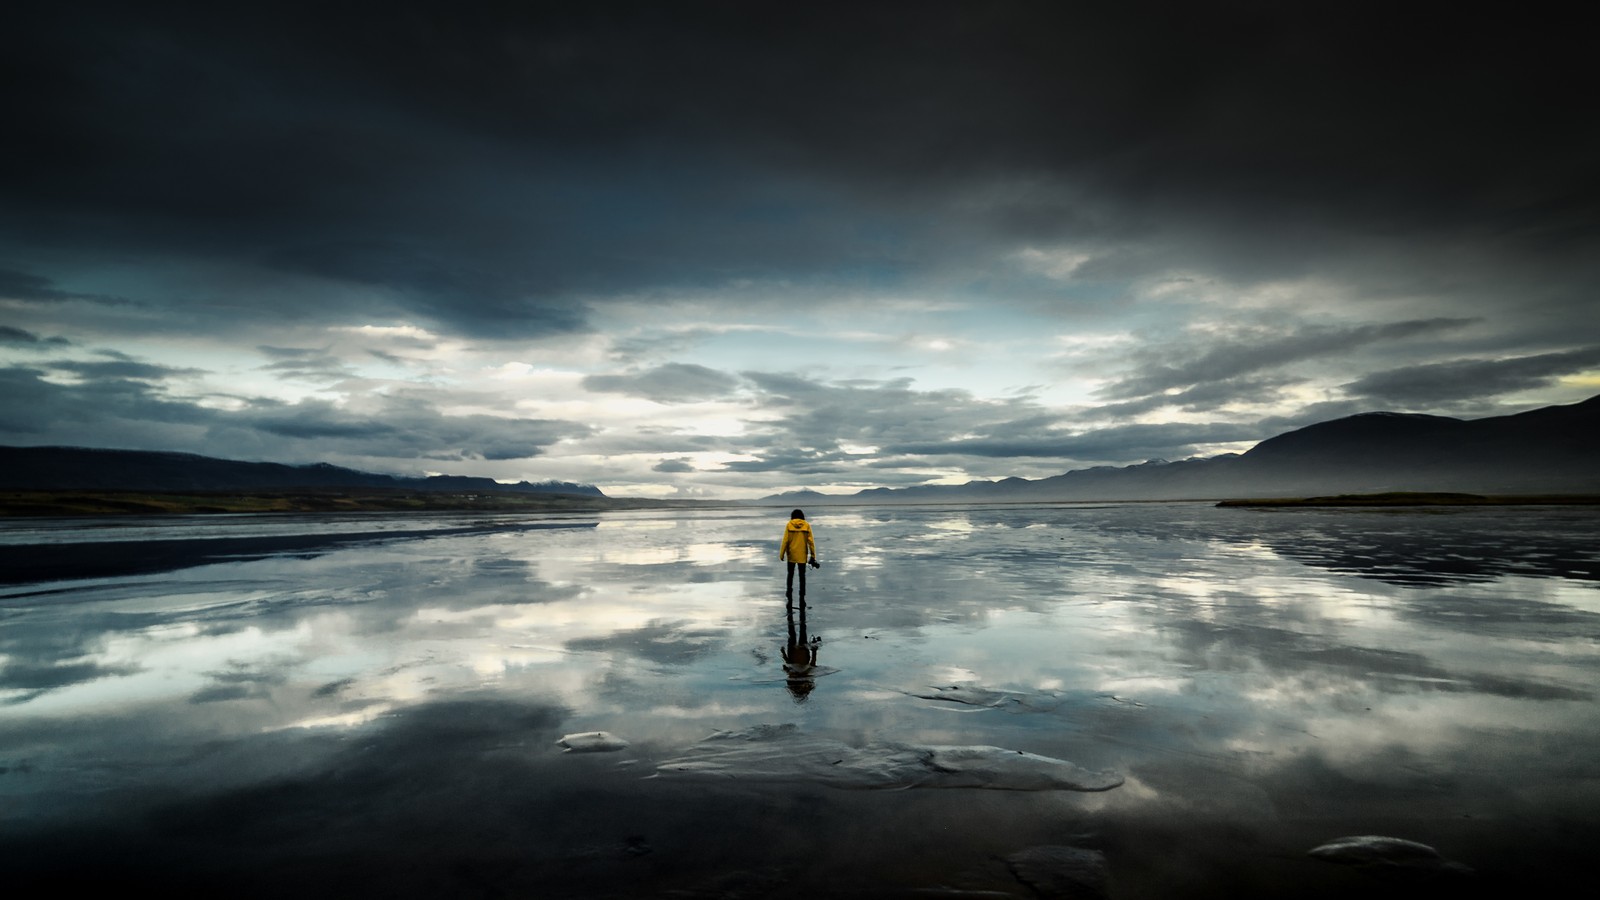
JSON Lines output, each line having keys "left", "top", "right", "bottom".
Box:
{"left": 786, "top": 562, "right": 806, "bottom": 602}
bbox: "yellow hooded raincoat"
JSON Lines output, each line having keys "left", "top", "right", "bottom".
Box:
{"left": 780, "top": 518, "right": 815, "bottom": 564}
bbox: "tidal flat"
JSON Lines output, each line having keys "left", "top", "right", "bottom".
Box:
{"left": 2, "top": 503, "right": 1598, "bottom": 898}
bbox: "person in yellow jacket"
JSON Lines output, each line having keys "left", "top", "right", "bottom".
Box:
{"left": 779, "top": 508, "right": 819, "bottom": 604}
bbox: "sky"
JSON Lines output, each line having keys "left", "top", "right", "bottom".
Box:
{"left": 3, "top": 1, "right": 1597, "bottom": 499}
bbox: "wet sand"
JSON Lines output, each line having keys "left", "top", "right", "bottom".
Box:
{"left": 2, "top": 504, "right": 1598, "bottom": 897}
{"left": 0, "top": 519, "right": 596, "bottom": 585}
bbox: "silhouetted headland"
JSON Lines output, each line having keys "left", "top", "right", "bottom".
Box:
{"left": 1218, "top": 492, "right": 1600, "bottom": 508}
{"left": 761, "top": 394, "right": 1600, "bottom": 505}
{"left": 0, "top": 446, "right": 723, "bottom": 516}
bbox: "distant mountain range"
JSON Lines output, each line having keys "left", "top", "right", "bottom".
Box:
{"left": 0, "top": 446, "right": 607, "bottom": 498}
{"left": 762, "top": 394, "right": 1600, "bottom": 504}
{"left": 5, "top": 395, "right": 1596, "bottom": 506}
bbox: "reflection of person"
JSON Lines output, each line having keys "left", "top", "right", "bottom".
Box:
{"left": 782, "top": 599, "right": 821, "bottom": 702}
{"left": 779, "top": 508, "right": 818, "bottom": 605}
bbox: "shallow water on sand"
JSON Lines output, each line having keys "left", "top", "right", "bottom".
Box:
{"left": 2, "top": 503, "right": 1599, "bottom": 897}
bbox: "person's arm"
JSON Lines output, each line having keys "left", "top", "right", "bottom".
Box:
{"left": 807, "top": 531, "right": 817, "bottom": 562}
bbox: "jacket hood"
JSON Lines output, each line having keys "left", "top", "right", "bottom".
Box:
{"left": 786, "top": 519, "right": 811, "bottom": 532}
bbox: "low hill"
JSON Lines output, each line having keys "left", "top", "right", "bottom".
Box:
{"left": 0, "top": 446, "right": 606, "bottom": 498}
{"left": 759, "top": 394, "right": 1600, "bottom": 504}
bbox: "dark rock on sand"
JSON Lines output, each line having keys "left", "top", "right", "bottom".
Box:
{"left": 1005, "top": 845, "right": 1110, "bottom": 899}
{"left": 654, "top": 724, "right": 1122, "bottom": 792}
{"left": 1307, "top": 835, "right": 1471, "bottom": 875}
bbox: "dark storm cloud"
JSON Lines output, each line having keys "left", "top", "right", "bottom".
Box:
{"left": 1095, "top": 375, "right": 1304, "bottom": 418}
{"left": 5, "top": 1, "right": 1598, "bottom": 490}
{"left": 1343, "top": 346, "right": 1600, "bottom": 405}
{"left": 233, "top": 396, "right": 593, "bottom": 460}
{"left": 1098, "top": 319, "right": 1474, "bottom": 402}
{"left": 0, "top": 365, "right": 213, "bottom": 436}
{"left": 652, "top": 458, "right": 697, "bottom": 474}
{"left": 580, "top": 429, "right": 724, "bottom": 457}
{"left": 257, "top": 346, "right": 357, "bottom": 383}
{"left": 0, "top": 326, "right": 70, "bottom": 346}
{"left": 740, "top": 372, "right": 1062, "bottom": 456}
{"left": 245, "top": 402, "right": 399, "bottom": 440}
{"left": 46, "top": 359, "right": 205, "bottom": 381}
{"left": 582, "top": 363, "right": 742, "bottom": 403}
{"left": 366, "top": 348, "right": 410, "bottom": 365}
{"left": 0, "top": 268, "right": 132, "bottom": 306}
{"left": 5, "top": 2, "right": 1595, "bottom": 338}
{"left": 725, "top": 371, "right": 1257, "bottom": 475}
{"left": 888, "top": 422, "right": 1260, "bottom": 461}
{"left": 609, "top": 327, "right": 737, "bottom": 362}
{"left": 719, "top": 451, "right": 853, "bottom": 477}
{"left": 0, "top": 366, "right": 590, "bottom": 464}
{"left": 266, "top": 240, "right": 595, "bottom": 340}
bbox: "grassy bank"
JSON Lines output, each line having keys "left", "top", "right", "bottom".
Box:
{"left": 1218, "top": 491, "right": 1600, "bottom": 508}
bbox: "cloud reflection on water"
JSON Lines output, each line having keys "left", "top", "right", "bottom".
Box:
{"left": 2, "top": 503, "right": 1599, "bottom": 895}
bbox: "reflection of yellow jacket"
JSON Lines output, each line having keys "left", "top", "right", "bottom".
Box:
{"left": 780, "top": 518, "right": 815, "bottom": 563}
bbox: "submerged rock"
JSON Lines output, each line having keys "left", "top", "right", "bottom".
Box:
{"left": 909, "top": 685, "right": 1024, "bottom": 708}
{"left": 1006, "top": 845, "right": 1110, "bottom": 900}
{"left": 1307, "top": 835, "right": 1471, "bottom": 874}
{"left": 905, "top": 684, "right": 1066, "bottom": 712}
{"left": 557, "top": 731, "right": 630, "bottom": 753}
{"left": 655, "top": 724, "right": 1122, "bottom": 792}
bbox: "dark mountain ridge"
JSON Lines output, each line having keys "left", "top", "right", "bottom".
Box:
{"left": 762, "top": 394, "right": 1600, "bottom": 504}
{"left": 0, "top": 446, "right": 606, "bottom": 497}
